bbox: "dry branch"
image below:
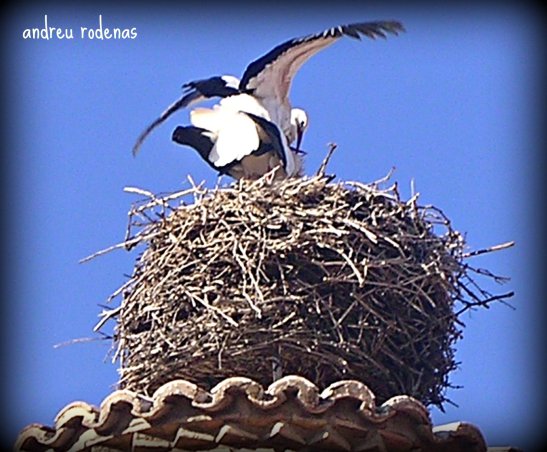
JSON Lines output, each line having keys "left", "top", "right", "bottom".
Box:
{"left": 92, "top": 168, "right": 513, "bottom": 409}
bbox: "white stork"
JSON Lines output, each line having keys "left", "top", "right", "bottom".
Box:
{"left": 132, "top": 20, "right": 404, "bottom": 176}
{"left": 172, "top": 108, "right": 301, "bottom": 180}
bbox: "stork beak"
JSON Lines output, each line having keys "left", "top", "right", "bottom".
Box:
{"left": 295, "top": 120, "right": 304, "bottom": 152}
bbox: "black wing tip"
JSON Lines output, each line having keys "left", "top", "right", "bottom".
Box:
{"left": 132, "top": 143, "right": 141, "bottom": 157}
{"left": 330, "top": 20, "right": 405, "bottom": 41}
{"left": 300, "top": 20, "right": 405, "bottom": 44}
{"left": 132, "top": 129, "right": 152, "bottom": 157}
{"left": 352, "top": 20, "right": 406, "bottom": 37}
{"left": 131, "top": 92, "right": 199, "bottom": 157}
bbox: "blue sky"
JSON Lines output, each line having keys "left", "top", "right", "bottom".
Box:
{"left": 3, "top": 3, "right": 543, "bottom": 448}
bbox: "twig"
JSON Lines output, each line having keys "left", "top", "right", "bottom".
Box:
{"left": 54, "top": 336, "right": 105, "bottom": 348}
{"left": 462, "top": 241, "right": 515, "bottom": 258}
{"left": 316, "top": 143, "right": 337, "bottom": 177}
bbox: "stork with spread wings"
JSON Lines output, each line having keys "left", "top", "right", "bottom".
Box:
{"left": 133, "top": 21, "right": 404, "bottom": 179}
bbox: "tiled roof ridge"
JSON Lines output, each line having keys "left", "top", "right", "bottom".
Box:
{"left": 16, "top": 375, "right": 488, "bottom": 451}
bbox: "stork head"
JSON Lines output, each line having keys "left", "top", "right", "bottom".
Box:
{"left": 290, "top": 108, "right": 308, "bottom": 152}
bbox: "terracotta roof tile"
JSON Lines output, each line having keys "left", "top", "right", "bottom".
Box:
{"left": 15, "top": 375, "right": 491, "bottom": 451}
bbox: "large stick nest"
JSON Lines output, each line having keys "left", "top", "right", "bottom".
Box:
{"left": 93, "top": 162, "right": 513, "bottom": 409}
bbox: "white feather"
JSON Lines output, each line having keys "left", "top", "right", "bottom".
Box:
{"left": 216, "top": 94, "right": 270, "bottom": 120}
{"left": 210, "top": 113, "right": 260, "bottom": 167}
{"left": 220, "top": 75, "right": 241, "bottom": 89}
{"left": 190, "top": 106, "right": 262, "bottom": 168}
{"left": 190, "top": 108, "right": 223, "bottom": 134}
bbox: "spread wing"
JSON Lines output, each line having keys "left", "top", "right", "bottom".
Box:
{"left": 132, "top": 75, "right": 240, "bottom": 156}
{"left": 239, "top": 21, "right": 404, "bottom": 104}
